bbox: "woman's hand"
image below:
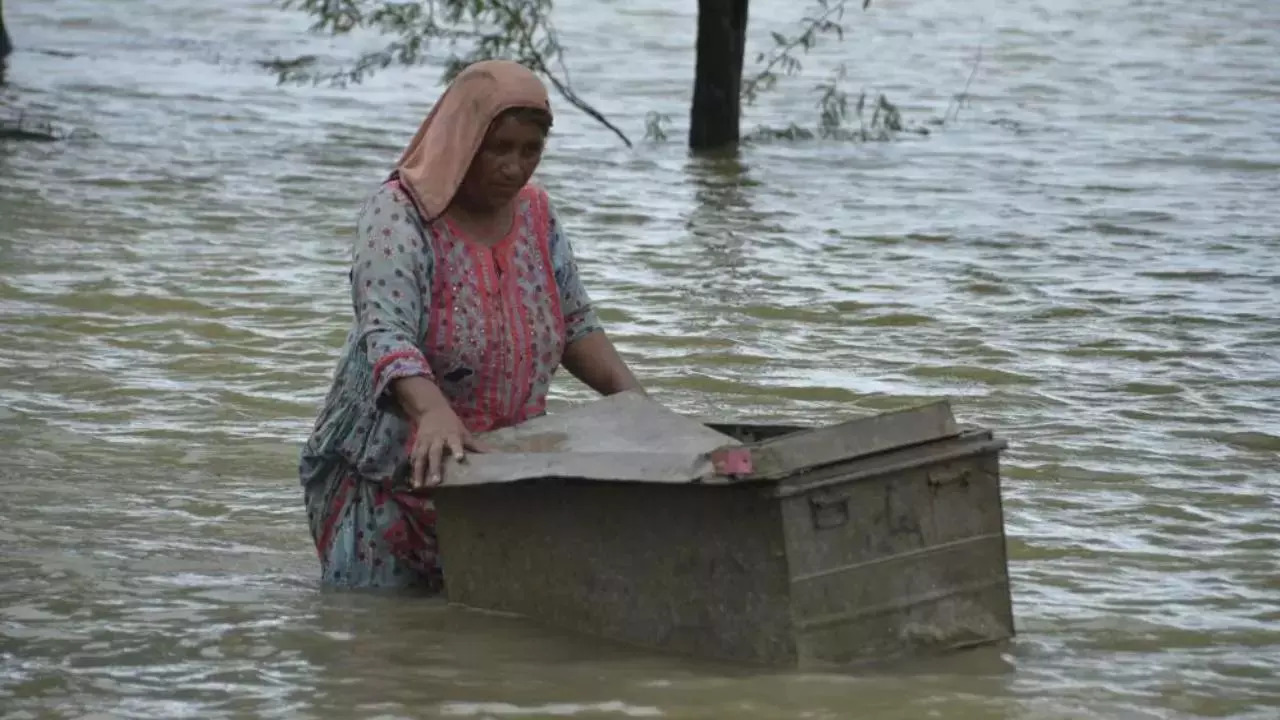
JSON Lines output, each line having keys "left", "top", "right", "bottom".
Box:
{"left": 409, "top": 405, "right": 488, "bottom": 489}
{"left": 391, "top": 376, "right": 489, "bottom": 489}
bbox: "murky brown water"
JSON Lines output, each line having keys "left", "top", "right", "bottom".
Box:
{"left": 3, "top": 0, "right": 1279, "bottom": 718}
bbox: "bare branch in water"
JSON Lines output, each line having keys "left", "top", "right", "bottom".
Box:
{"left": 0, "top": 111, "right": 58, "bottom": 142}
{"left": 487, "top": 0, "right": 632, "bottom": 146}
{"left": 278, "top": 0, "right": 631, "bottom": 146}
{"left": 945, "top": 44, "right": 983, "bottom": 123}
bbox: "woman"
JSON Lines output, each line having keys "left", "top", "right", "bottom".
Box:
{"left": 299, "top": 60, "right": 644, "bottom": 591}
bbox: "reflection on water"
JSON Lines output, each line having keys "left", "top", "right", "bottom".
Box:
{"left": 2, "top": 0, "right": 1279, "bottom": 718}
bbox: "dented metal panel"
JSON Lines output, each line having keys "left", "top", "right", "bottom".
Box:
{"left": 777, "top": 432, "right": 1014, "bottom": 665}
{"left": 435, "top": 481, "right": 798, "bottom": 665}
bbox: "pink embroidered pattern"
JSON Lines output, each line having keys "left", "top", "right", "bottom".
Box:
{"left": 421, "top": 185, "right": 566, "bottom": 433}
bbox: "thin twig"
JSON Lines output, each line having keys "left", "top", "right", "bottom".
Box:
{"left": 540, "top": 69, "right": 632, "bottom": 147}
{"left": 743, "top": 0, "right": 858, "bottom": 103}
{"left": 492, "top": 2, "right": 632, "bottom": 147}
{"left": 945, "top": 44, "right": 982, "bottom": 123}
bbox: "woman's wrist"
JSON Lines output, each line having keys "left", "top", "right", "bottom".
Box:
{"left": 609, "top": 371, "right": 645, "bottom": 396}
{"left": 391, "top": 375, "right": 452, "bottom": 419}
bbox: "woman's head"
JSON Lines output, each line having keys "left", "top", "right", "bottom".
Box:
{"left": 393, "top": 60, "right": 554, "bottom": 220}
{"left": 452, "top": 106, "right": 553, "bottom": 213}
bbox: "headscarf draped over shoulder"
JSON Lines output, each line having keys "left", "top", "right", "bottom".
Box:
{"left": 394, "top": 60, "right": 552, "bottom": 221}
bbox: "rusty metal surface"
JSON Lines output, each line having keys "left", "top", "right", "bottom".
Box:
{"left": 442, "top": 391, "right": 743, "bottom": 486}
{"left": 772, "top": 430, "right": 1007, "bottom": 497}
{"left": 444, "top": 395, "right": 962, "bottom": 488}
{"left": 744, "top": 400, "right": 961, "bottom": 479}
{"left": 433, "top": 396, "right": 1014, "bottom": 668}
{"left": 434, "top": 480, "right": 798, "bottom": 666}
{"left": 777, "top": 434, "right": 1015, "bottom": 665}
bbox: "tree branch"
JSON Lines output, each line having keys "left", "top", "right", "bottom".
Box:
{"left": 279, "top": 0, "right": 631, "bottom": 146}
{"left": 742, "top": 0, "right": 871, "bottom": 105}
{"left": 944, "top": 43, "right": 982, "bottom": 123}
{"left": 488, "top": 1, "right": 632, "bottom": 146}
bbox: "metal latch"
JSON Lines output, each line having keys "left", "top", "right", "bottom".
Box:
{"left": 809, "top": 494, "right": 850, "bottom": 530}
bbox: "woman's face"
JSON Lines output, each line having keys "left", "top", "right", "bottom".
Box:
{"left": 456, "top": 111, "right": 547, "bottom": 211}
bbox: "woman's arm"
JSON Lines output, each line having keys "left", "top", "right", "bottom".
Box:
{"left": 352, "top": 184, "right": 442, "bottom": 411}
{"left": 546, "top": 196, "right": 645, "bottom": 397}
{"left": 390, "top": 375, "right": 453, "bottom": 418}
{"left": 562, "top": 330, "right": 645, "bottom": 396}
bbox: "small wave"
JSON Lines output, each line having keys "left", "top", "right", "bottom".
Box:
{"left": 1116, "top": 382, "right": 1184, "bottom": 396}
{"left": 907, "top": 364, "right": 1038, "bottom": 385}
{"left": 849, "top": 312, "right": 936, "bottom": 326}
{"left": 439, "top": 701, "right": 663, "bottom": 717}
{"left": 1178, "top": 430, "right": 1280, "bottom": 453}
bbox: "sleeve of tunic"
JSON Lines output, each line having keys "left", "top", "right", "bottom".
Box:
{"left": 351, "top": 184, "right": 436, "bottom": 401}
{"left": 546, "top": 198, "right": 603, "bottom": 344}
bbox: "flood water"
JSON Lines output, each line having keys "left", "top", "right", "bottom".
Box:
{"left": 2, "top": 0, "right": 1279, "bottom": 718}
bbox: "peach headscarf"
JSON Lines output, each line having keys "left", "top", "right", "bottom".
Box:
{"left": 394, "top": 60, "right": 552, "bottom": 221}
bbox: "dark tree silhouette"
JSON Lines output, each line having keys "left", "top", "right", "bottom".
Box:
{"left": 1, "top": 0, "right": 14, "bottom": 84}
{"left": 689, "top": 0, "right": 749, "bottom": 150}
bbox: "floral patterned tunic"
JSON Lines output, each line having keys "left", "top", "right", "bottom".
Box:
{"left": 299, "top": 178, "right": 601, "bottom": 590}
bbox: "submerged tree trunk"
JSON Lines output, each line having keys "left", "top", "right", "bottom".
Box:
{"left": 1, "top": 0, "right": 12, "bottom": 60}
{"left": 1, "top": 0, "right": 11, "bottom": 86}
{"left": 689, "top": 0, "right": 749, "bottom": 151}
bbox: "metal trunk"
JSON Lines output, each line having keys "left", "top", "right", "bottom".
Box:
{"left": 432, "top": 392, "right": 1014, "bottom": 667}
